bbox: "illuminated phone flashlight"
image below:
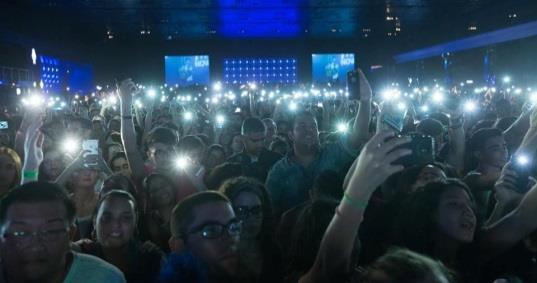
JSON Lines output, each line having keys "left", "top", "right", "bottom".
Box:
{"left": 463, "top": 100, "right": 478, "bottom": 113}
{"left": 184, "top": 111, "right": 194, "bottom": 121}
{"left": 62, "top": 137, "right": 80, "bottom": 154}
{"left": 249, "top": 82, "right": 257, "bottom": 90}
{"left": 336, "top": 122, "right": 349, "bottom": 133}
{"left": 213, "top": 82, "right": 222, "bottom": 92}
{"left": 431, "top": 91, "right": 445, "bottom": 105}
{"left": 516, "top": 154, "right": 530, "bottom": 167}
{"left": 22, "top": 93, "right": 45, "bottom": 108}
{"left": 147, "top": 88, "right": 157, "bottom": 98}
{"left": 396, "top": 102, "right": 407, "bottom": 111}
{"left": 530, "top": 92, "right": 537, "bottom": 105}
{"left": 175, "top": 156, "right": 190, "bottom": 170}
{"left": 420, "top": 105, "right": 429, "bottom": 113}
{"left": 108, "top": 95, "right": 117, "bottom": 105}
{"left": 289, "top": 101, "right": 298, "bottom": 112}
{"left": 502, "top": 76, "right": 511, "bottom": 84}
{"left": 381, "top": 88, "right": 401, "bottom": 101}
{"left": 216, "top": 114, "right": 225, "bottom": 127}
{"left": 234, "top": 107, "right": 241, "bottom": 113}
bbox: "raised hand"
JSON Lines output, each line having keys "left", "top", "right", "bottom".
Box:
{"left": 118, "top": 79, "right": 137, "bottom": 105}
{"left": 345, "top": 131, "right": 411, "bottom": 197}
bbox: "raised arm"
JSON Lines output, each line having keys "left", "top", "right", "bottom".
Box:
{"left": 348, "top": 69, "right": 372, "bottom": 150}
{"left": 118, "top": 79, "right": 146, "bottom": 181}
{"left": 479, "top": 108, "right": 537, "bottom": 259}
{"left": 299, "top": 131, "right": 411, "bottom": 283}
{"left": 21, "top": 109, "right": 45, "bottom": 184}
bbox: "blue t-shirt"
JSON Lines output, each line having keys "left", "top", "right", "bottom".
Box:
{"left": 265, "top": 137, "right": 358, "bottom": 216}
{"left": 63, "top": 252, "right": 126, "bottom": 283}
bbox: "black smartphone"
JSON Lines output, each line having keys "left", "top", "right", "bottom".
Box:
{"left": 347, "top": 70, "right": 360, "bottom": 100}
{"left": 510, "top": 155, "right": 532, "bottom": 193}
{"left": 392, "top": 133, "right": 435, "bottom": 167}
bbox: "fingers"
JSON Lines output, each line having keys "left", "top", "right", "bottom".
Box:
{"left": 378, "top": 135, "right": 412, "bottom": 155}
{"left": 383, "top": 148, "right": 412, "bottom": 165}
{"left": 367, "top": 130, "right": 396, "bottom": 148}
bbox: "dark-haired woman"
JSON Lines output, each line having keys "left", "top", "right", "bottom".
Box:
{"left": 75, "top": 190, "right": 164, "bottom": 283}
{"left": 219, "top": 176, "right": 283, "bottom": 283}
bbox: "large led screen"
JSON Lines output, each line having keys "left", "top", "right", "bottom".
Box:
{"left": 312, "top": 53, "right": 355, "bottom": 84}
{"left": 223, "top": 57, "right": 297, "bottom": 85}
{"left": 165, "top": 55, "right": 210, "bottom": 86}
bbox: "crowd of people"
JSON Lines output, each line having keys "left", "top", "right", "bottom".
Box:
{"left": 0, "top": 69, "right": 536, "bottom": 283}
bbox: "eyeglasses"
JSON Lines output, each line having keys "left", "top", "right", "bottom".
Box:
{"left": 3, "top": 228, "right": 69, "bottom": 247}
{"left": 235, "top": 205, "right": 263, "bottom": 219}
{"left": 187, "top": 219, "right": 242, "bottom": 240}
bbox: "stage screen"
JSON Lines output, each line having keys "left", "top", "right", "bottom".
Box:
{"left": 223, "top": 57, "right": 297, "bottom": 85}
{"left": 165, "top": 55, "right": 210, "bottom": 86}
{"left": 39, "top": 55, "right": 94, "bottom": 93}
{"left": 312, "top": 53, "right": 355, "bottom": 84}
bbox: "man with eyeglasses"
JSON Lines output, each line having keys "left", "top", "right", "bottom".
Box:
{"left": 0, "top": 182, "right": 125, "bottom": 283}
{"left": 166, "top": 191, "right": 242, "bottom": 283}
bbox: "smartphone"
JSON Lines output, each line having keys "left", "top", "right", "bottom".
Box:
{"left": 510, "top": 155, "right": 532, "bottom": 193}
{"left": 347, "top": 70, "right": 360, "bottom": 100}
{"left": 392, "top": 133, "right": 435, "bottom": 167}
{"left": 82, "top": 139, "right": 99, "bottom": 168}
{"left": 0, "top": 121, "right": 8, "bottom": 130}
{"left": 382, "top": 102, "right": 407, "bottom": 133}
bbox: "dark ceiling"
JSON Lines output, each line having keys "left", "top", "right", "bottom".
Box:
{"left": 1, "top": 0, "right": 536, "bottom": 47}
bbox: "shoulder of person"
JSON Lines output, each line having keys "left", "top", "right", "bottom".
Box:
{"left": 67, "top": 252, "right": 126, "bottom": 283}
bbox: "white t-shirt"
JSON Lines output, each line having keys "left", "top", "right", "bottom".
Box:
{"left": 63, "top": 252, "right": 126, "bottom": 283}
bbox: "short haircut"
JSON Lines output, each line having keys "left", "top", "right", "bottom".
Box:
{"left": 0, "top": 182, "right": 76, "bottom": 226}
{"left": 170, "top": 191, "right": 230, "bottom": 238}
{"left": 468, "top": 128, "right": 503, "bottom": 153}
{"left": 416, "top": 118, "right": 444, "bottom": 137}
{"left": 241, "top": 117, "right": 266, "bottom": 135}
{"left": 147, "top": 127, "right": 178, "bottom": 147}
{"left": 177, "top": 135, "right": 206, "bottom": 154}
{"left": 291, "top": 111, "right": 316, "bottom": 129}
{"left": 204, "top": 162, "right": 243, "bottom": 191}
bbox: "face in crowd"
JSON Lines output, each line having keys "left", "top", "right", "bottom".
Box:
{"left": 476, "top": 135, "right": 509, "bottom": 169}
{"left": 435, "top": 186, "right": 477, "bottom": 243}
{"left": 172, "top": 199, "right": 241, "bottom": 278}
{"left": 231, "top": 190, "right": 263, "bottom": 239}
{"left": 111, "top": 156, "right": 132, "bottom": 178}
{"left": 0, "top": 196, "right": 73, "bottom": 281}
{"left": 242, "top": 131, "right": 266, "bottom": 157}
{"left": 94, "top": 194, "right": 137, "bottom": 249}
{"left": 290, "top": 114, "right": 320, "bottom": 152}
{"left": 71, "top": 168, "right": 99, "bottom": 188}
{"left": 147, "top": 175, "right": 176, "bottom": 209}
{"left": 148, "top": 142, "right": 176, "bottom": 172}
